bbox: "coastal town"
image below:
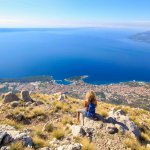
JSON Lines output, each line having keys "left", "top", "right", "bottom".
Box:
{"left": 0, "top": 79, "right": 150, "bottom": 111}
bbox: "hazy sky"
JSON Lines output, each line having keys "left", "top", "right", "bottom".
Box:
{"left": 0, "top": 0, "right": 150, "bottom": 28}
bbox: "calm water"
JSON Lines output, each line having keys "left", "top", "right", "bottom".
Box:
{"left": 0, "top": 28, "right": 150, "bottom": 84}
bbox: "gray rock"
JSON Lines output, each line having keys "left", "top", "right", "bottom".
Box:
{"left": 40, "top": 147, "right": 51, "bottom": 150}
{"left": 14, "top": 132, "right": 28, "bottom": 140}
{"left": 2, "top": 134, "right": 12, "bottom": 145}
{"left": 82, "top": 117, "right": 103, "bottom": 129}
{"left": 0, "top": 132, "right": 12, "bottom": 146}
{"left": 0, "top": 125, "right": 33, "bottom": 147}
{"left": 108, "top": 109, "right": 141, "bottom": 138}
{"left": 0, "top": 146, "right": 10, "bottom": 150}
{"left": 10, "top": 101, "right": 20, "bottom": 107}
{"left": 106, "top": 124, "right": 118, "bottom": 134}
{"left": 21, "top": 90, "right": 32, "bottom": 102}
{"left": 15, "top": 114, "right": 24, "bottom": 122}
{"left": 31, "top": 101, "right": 44, "bottom": 106}
{"left": 70, "top": 125, "right": 86, "bottom": 137}
{"left": 3, "top": 92, "right": 20, "bottom": 103}
{"left": 115, "top": 124, "right": 126, "bottom": 133}
{"left": 25, "top": 101, "right": 32, "bottom": 106}
{"left": 58, "top": 143, "right": 82, "bottom": 150}
{"left": 0, "top": 132, "right": 7, "bottom": 145}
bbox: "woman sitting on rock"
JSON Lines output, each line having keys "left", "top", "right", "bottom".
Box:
{"left": 77, "top": 91, "right": 97, "bottom": 122}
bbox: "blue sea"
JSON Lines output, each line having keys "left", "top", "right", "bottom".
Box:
{"left": 0, "top": 28, "right": 150, "bottom": 84}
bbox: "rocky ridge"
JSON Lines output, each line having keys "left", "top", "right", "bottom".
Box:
{"left": 0, "top": 91, "right": 149, "bottom": 150}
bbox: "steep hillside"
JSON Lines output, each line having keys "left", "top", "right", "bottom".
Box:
{"left": 0, "top": 92, "right": 150, "bottom": 150}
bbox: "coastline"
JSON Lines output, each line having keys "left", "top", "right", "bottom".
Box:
{"left": 0, "top": 75, "right": 149, "bottom": 86}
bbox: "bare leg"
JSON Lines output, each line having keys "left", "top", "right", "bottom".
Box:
{"left": 77, "top": 112, "right": 80, "bottom": 122}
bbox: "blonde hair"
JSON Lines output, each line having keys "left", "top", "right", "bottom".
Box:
{"left": 86, "top": 91, "right": 96, "bottom": 104}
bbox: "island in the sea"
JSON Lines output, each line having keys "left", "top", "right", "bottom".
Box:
{"left": 64, "top": 75, "right": 88, "bottom": 83}
{"left": 129, "top": 31, "right": 150, "bottom": 43}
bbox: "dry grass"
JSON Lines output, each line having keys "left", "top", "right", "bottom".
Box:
{"left": 123, "top": 134, "right": 150, "bottom": 150}
{"left": 44, "top": 123, "right": 54, "bottom": 132}
{"left": 1, "top": 93, "right": 150, "bottom": 149}
{"left": 62, "top": 116, "right": 73, "bottom": 125}
{"left": 9, "top": 142, "right": 24, "bottom": 150}
{"left": 26, "top": 107, "right": 46, "bottom": 119}
{"left": 32, "top": 136, "right": 48, "bottom": 149}
{"left": 141, "top": 132, "right": 150, "bottom": 142}
{"left": 81, "top": 137, "right": 95, "bottom": 150}
{"left": 0, "top": 119, "right": 23, "bottom": 130}
{"left": 52, "top": 129, "right": 65, "bottom": 140}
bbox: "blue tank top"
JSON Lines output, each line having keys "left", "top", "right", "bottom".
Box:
{"left": 86, "top": 102, "right": 96, "bottom": 118}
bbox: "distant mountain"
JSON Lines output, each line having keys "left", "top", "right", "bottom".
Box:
{"left": 129, "top": 31, "right": 150, "bottom": 43}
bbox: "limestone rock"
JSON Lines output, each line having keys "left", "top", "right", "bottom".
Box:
{"left": 40, "top": 147, "right": 51, "bottom": 150}
{"left": 0, "top": 125, "right": 33, "bottom": 147}
{"left": 31, "top": 101, "right": 44, "bottom": 106}
{"left": 10, "top": 101, "right": 20, "bottom": 107}
{"left": 107, "top": 109, "right": 141, "bottom": 138}
{"left": 70, "top": 125, "right": 86, "bottom": 137}
{"left": 83, "top": 116, "right": 104, "bottom": 129}
{"left": 58, "top": 143, "right": 82, "bottom": 150}
{"left": 3, "top": 92, "right": 20, "bottom": 103}
{"left": 2, "top": 134, "right": 12, "bottom": 145}
{"left": 0, "top": 132, "right": 7, "bottom": 145}
{"left": 0, "top": 146, "right": 10, "bottom": 150}
{"left": 25, "top": 101, "right": 32, "bottom": 106}
{"left": 21, "top": 90, "right": 32, "bottom": 102}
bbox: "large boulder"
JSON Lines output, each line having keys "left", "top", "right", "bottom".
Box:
{"left": 21, "top": 90, "right": 32, "bottom": 102}
{"left": 2, "top": 92, "right": 20, "bottom": 103}
{"left": 80, "top": 113, "right": 105, "bottom": 129}
{"left": 82, "top": 117, "right": 104, "bottom": 129}
{"left": 70, "top": 125, "right": 86, "bottom": 137}
{"left": 107, "top": 109, "right": 141, "bottom": 138}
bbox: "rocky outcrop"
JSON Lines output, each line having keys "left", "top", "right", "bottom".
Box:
{"left": 58, "top": 143, "right": 82, "bottom": 150}
{"left": 2, "top": 92, "right": 20, "bottom": 103}
{"left": 21, "top": 90, "right": 33, "bottom": 102}
{"left": 0, "top": 125, "right": 33, "bottom": 147}
{"left": 70, "top": 125, "right": 86, "bottom": 137}
{"left": 49, "top": 137, "right": 82, "bottom": 150}
{"left": 107, "top": 109, "right": 141, "bottom": 138}
{"left": 70, "top": 113, "right": 127, "bottom": 150}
